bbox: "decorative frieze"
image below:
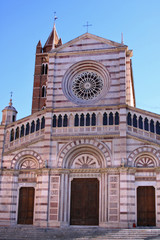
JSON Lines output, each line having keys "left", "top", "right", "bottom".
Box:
{"left": 108, "top": 175, "right": 119, "bottom": 222}
{"left": 49, "top": 176, "right": 60, "bottom": 221}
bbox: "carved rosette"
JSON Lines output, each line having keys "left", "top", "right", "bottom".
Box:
{"left": 136, "top": 156, "right": 155, "bottom": 168}
{"left": 19, "top": 159, "right": 38, "bottom": 169}
{"left": 71, "top": 154, "right": 100, "bottom": 169}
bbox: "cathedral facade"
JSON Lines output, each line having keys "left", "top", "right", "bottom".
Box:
{"left": 0, "top": 23, "right": 160, "bottom": 228}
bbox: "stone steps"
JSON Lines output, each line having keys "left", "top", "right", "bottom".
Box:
{"left": 0, "top": 226, "right": 160, "bottom": 240}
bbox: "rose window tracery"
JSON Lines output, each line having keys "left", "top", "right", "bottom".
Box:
{"left": 136, "top": 156, "right": 155, "bottom": 168}
{"left": 72, "top": 72, "right": 103, "bottom": 100}
{"left": 62, "top": 60, "right": 110, "bottom": 105}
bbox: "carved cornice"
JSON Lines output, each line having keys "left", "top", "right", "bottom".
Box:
{"left": 0, "top": 166, "right": 159, "bottom": 176}
{"left": 48, "top": 46, "right": 128, "bottom": 57}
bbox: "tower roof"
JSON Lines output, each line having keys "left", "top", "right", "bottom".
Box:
{"left": 3, "top": 98, "right": 17, "bottom": 113}
{"left": 43, "top": 24, "right": 62, "bottom": 52}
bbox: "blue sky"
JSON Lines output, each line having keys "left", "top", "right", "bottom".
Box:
{"left": 1, "top": 0, "right": 160, "bottom": 120}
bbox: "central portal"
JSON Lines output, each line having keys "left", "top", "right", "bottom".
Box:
{"left": 70, "top": 178, "right": 99, "bottom": 225}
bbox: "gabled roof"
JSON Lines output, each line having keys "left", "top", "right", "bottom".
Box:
{"left": 50, "top": 32, "right": 128, "bottom": 53}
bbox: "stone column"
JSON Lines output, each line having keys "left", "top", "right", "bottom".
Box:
{"left": 59, "top": 170, "right": 70, "bottom": 226}
{"left": 156, "top": 168, "right": 160, "bottom": 227}
{"left": 99, "top": 171, "right": 107, "bottom": 226}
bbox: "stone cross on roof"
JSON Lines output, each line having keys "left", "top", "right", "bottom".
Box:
{"left": 83, "top": 21, "right": 92, "bottom": 33}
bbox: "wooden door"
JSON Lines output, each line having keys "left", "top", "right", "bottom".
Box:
{"left": 70, "top": 178, "right": 99, "bottom": 225}
{"left": 137, "top": 186, "right": 155, "bottom": 226}
{"left": 18, "top": 187, "right": 35, "bottom": 224}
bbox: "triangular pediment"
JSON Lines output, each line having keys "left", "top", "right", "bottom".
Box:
{"left": 50, "top": 33, "right": 127, "bottom": 53}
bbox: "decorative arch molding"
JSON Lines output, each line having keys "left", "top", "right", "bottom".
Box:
{"left": 128, "top": 146, "right": 160, "bottom": 167}
{"left": 57, "top": 139, "right": 111, "bottom": 168}
{"left": 11, "top": 150, "right": 44, "bottom": 169}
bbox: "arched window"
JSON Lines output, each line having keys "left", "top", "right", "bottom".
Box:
{"left": 42, "top": 86, "right": 46, "bottom": 97}
{"left": 138, "top": 116, "right": 143, "bottom": 129}
{"left": 45, "top": 64, "right": 48, "bottom": 75}
{"left": 133, "top": 114, "right": 137, "bottom": 128}
{"left": 52, "top": 115, "right": 56, "bottom": 128}
{"left": 25, "top": 123, "right": 30, "bottom": 135}
{"left": 127, "top": 112, "right": 132, "bottom": 126}
{"left": 41, "top": 117, "right": 45, "bottom": 129}
{"left": 80, "top": 114, "right": 84, "bottom": 126}
{"left": 41, "top": 64, "right": 45, "bottom": 75}
{"left": 63, "top": 114, "right": 68, "bottom": 127}
{"left": 10, "top": 129, "right": 14, "bottom": 142}
{"left": 31, "top": 121, "right": 35, "bottom": 133}
{"left": 150, "top": 119, "right": 154, "bottom": 133}
{"left": 58, "top": 115, "right": 62, "bottom": 127}
{"left": 115, "top": 112, "right": 119, "bottom": 125}
{"left": 74, "top": 114, "right": 79, "bottom": 127}
{"left": 20, "top": 125, "right": 24, "bottom": 137}
{"left": 86, "top": 113, "right": 90, "bottom": 126}
{"left": 103, "top": 113, "right": 107, "bottom": 125}
{"left": 42, "top": 64, "right": 48, "bottom": 75}
{"left": 156, "top": 121, "right": 160, "bottom": 135}
{"left": 15, "top": 127, "right": 19, "bottom": 139}
{"left": 12, "top": 115, "right": 15, "bottom": 122}
{"left": 109, "top": 112, "right": 113, "bottom": 125}
{"left": 91, "top": 113, "right": 96, "bottom": 126}
{"left": 36, "top": 119, "right": 40, "bottom": 131}
{"left": 144, "top": 118, "right": 149, "bottom": 131}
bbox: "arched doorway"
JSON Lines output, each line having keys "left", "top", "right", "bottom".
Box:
{"left": 18, "top": 187, "right": 35, "bottom": 224}
{"left": 70, "top": 178, "right": 99, "bottom": 225}
{"left": 137, "top": 186, "right": 156, "bottom": 226}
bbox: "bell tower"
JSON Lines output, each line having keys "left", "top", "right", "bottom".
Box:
{"left": 31, "top": 23, "right": 62, "bottom": 114}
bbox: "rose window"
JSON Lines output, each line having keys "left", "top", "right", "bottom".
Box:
{"left": 72, "top": 72, "right": 103, "bottom": 100}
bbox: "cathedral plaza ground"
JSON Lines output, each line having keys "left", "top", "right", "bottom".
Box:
{"left": 0, "top": 225, "right": 160, "bottom": 240}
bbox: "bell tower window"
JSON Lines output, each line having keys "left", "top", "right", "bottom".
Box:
{"left": 42, "top": 86, "right": 46, "bottom": 97}
{"left": 41, "top": 63, "right": 48, "bottom": 75}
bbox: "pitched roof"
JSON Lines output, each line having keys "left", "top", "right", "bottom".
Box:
{"left": 43, "top": 24, "right": 62, "bottom": 52}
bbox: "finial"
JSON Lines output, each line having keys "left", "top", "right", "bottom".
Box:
{"left": 54, "top": 11, "right": 58, "bottom": 25}
{"left": 83, "top": 21, "right": 92, "bottom": 33}
{"left": 9, "top": 91, "right": 13, "bottom": 106}
{"left": 121, "top": 32, "right": 124, "bottom": 44}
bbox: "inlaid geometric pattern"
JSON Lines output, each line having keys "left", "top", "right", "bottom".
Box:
{"left": 19, "top": 159, "right": 37, "bottom": 169}
{"left": 72, "top": 154, "right": 99, "bottom": 169}
{"left": 136, "top": 156, "right": 155, "bottom": 168}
